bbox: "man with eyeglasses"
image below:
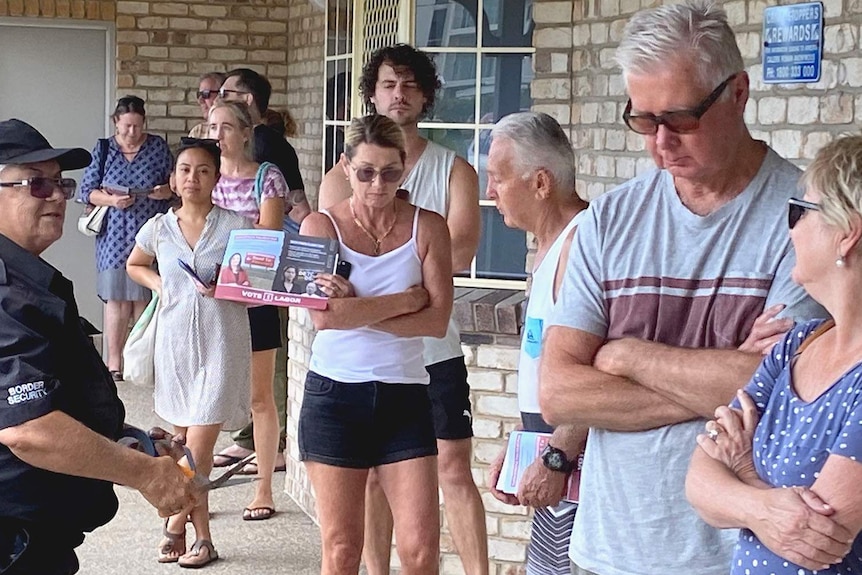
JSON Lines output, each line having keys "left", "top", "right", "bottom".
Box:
{"left": 319, "top": 44, "right": 485, "bottom": 575}
{"left": 538, "top": 3, "right": 827, "bottom": 575}
{"left": 0, "top": 119, "right": 195, "bottom": 575}
{"left": 188, "top": 72, "right": 225, "bottom": 139}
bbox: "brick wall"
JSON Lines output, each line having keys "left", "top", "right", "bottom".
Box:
{"left": 532, "top": 0, "right": 862, "bottom": 201}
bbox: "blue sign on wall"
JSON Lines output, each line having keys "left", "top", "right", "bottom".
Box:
{"left": 762, "top": 1, "right": 823, "bottom": 83}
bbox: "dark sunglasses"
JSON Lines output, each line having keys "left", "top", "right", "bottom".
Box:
{"left": 180, "top": 137, "right": 220, "bottom": 149}
{"left": 0, "top": 177, "right": 77, "bottom": 199}
{"left": 350, "top": 164, "right": 404, "bottom": 184}
{"left": 623, "top": 74, "right": 737, "bottom": 135}
{"left": 196, "top": 89, "right": 217, "bottom": 101}
{"left": 788, "top": 197, "right": 820, "bottom": 229}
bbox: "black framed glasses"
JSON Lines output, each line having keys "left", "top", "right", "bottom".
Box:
{"left": 0, "top": 177, "right": 77, "bottom": 199}
{"left": 349, "top": 164, "right": 404, "bottom": 184}
{"left": 788, "top": 197, "right": 820, "bottom": 229}
{"left": 196, "top": 89, "right": 217, "bottom": 101}
{"left": 623, "top": 74, "right": 738, "bottom": 135}
{"left": 217, "top": 87, "right": 250, "bottom": 99}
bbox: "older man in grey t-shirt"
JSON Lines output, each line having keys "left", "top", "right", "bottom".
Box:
{"left": 539, "top": 4, "right": 827, "bottom": 575}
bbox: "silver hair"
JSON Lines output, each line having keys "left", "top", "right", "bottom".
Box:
{"left": 615, "top": 0, "right": 744, "bottom": 91}
{"left": 490, "top": 112, "right": 576, "bottom": 195}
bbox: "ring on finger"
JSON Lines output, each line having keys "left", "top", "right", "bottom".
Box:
{"left": 707, "top": 427, "right": 720, "bottom": 441}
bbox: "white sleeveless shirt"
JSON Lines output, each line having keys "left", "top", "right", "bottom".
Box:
{"left": 309, "top": 207, "right": 429, "bottom": 384}
{"left": 400, "top": 140, "right": 463, "bottom": 365}
{"left": 518, "top": 211, "right": 585, "bottom": 413}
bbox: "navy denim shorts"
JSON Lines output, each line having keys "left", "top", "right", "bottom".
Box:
{"left": 298, "top": 371, "right": 438, "bottom": 469}
{"left": 427, "top": 357, "right": 474, "bottom": 440}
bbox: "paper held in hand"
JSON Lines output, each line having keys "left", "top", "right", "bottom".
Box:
{"left": 495, "top": 430, "right": 581, "bottom": 504}
{"left": 213, "top": 229, "right": 341, "bottom": 310}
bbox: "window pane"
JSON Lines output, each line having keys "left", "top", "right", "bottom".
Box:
{"left": 327, "top": 0, "right": 352, "bottom": 57}
{"left": 476, "top": 206, "right": 528, "bottom": 280}
{"left": 415, "top": 0, "right": 477, "bottom": 48}
{"left": 475, "top": 128, "right": 492, "bottom": 195}
{"left": 482, "top": 0, "right": 533, "bottom": 47}
{"left": 419, "top": 127, "right": 474, "bottom": 162}
{"left": 324, "top": 59, "right": 351, "bottom": 174}
{"left": 480, "top": 53, "right": 532, "bottom": 122}
{"left": 428, "top": 52, "right": 476, "bottom": 123}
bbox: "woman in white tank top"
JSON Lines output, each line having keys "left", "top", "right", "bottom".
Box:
{"left": 298, "top": 115, "right": 453, "bottom": 575}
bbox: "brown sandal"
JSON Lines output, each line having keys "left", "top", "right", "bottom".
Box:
{"left": 157, "top": 520, "right": 186, "bottom": 563}
{"left": 178, "top": 539, "right": 219, "bottom": 569}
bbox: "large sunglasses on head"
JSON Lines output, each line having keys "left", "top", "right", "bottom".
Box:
{"left": 0, "top": 177, "right": 77, "bottom": 199}
{"left": 196, "top": 89, "right": 217, "bottom": 101}
{"left": 788, "top": 197, "right": 820, "bottom": 229}
{"left": 623, "top": 74, "right": 738, "bottom": 135}
{"left": 350, "top": 164, "right": 404, "bottom": 184}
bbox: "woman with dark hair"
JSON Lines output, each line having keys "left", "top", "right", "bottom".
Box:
{"left": 299, "top": 114, "right": 453, "bottom": 575}
{"left": 127, "top": 139, "right": 253, "bottom": 568}
{"left": 219, "top": 252, "right": 250, "bottom": 286}
{"left": 79, "top": 95, "right": 173, "bottom": 381}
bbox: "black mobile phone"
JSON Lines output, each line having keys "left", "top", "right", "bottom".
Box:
{"left": 336, "top": 260, "right": 352, "bottom": 280}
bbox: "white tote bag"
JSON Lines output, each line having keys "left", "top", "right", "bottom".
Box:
{"left": 122, "top": 292, "right": 159, "bottom": 385}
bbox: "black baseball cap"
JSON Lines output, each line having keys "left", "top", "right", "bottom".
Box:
{"left": 0, "top": 119, "right": 91, "bottom": 170}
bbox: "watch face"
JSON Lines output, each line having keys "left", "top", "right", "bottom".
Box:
{"left": 547, "top": 451, "right": 564, "bottom": 469}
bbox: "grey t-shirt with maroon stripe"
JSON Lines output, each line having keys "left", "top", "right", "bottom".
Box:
{"left": 550, "top": 147, "right": 827, "bottom": 575}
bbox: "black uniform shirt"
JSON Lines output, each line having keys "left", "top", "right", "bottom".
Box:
{"left": 0, "top": 233, "right": 124, "bottom": 543}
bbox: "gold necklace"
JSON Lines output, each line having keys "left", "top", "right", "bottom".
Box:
{"left": 349, "top": 196, "right": 397, "bottom": 255}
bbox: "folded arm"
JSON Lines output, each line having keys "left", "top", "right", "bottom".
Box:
{"left": 371, "top": 210, "right": 453, "bottom": 338}
{"left": 593, "top": 338, "right": 762, "bottom": 419}
{"left": 539, "top": 326, "right": 698, "bottom": 431}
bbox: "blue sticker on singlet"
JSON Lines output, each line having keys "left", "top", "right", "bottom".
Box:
{"left": 524, "top": 316, "right": 543, "bottom": 359}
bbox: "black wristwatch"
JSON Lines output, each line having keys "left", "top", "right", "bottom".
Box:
{"left": 540, "top": 444, "right": 575, "bottom": 473}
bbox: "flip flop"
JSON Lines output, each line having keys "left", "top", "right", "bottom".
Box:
{"left": 178, "top": 539, "right": 218, "bottom": 569}
{"left": 211, "top": 453, "right": 244, "bottom": 468}
{"left": 242, "top": 506, "right": 276, "bottom": 521}
{"left": 235, "top": 461, "right": 287, "bottom": 475}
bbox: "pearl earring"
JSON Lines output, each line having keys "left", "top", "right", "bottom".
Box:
{"left": 836, "top": 256, "right": 845, "bottom": 268}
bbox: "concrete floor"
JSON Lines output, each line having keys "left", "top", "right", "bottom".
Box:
{"left": 75, "top": 380, "right": 322, "bottom": 574}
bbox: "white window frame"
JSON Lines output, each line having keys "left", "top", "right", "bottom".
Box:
{"left": 324, "top": 0, "right": 533, "bottom": 290}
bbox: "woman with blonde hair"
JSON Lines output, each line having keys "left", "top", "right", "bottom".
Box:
{"left": 686, "top": 135, "right": 862, "bottom": 575}
{"left": 208, "top": 100, "right": 286, "bottom": 521}
{"left": 299, "top": 114, "right": 453, "bottom": 575}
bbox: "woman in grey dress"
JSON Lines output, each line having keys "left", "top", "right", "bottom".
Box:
{"left": 127, "top": 139, "right": 252, "bottom": 568}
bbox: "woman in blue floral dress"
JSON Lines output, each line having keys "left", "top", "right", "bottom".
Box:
{"left": 79, "top": 96, "right": 173, "bottom": 380}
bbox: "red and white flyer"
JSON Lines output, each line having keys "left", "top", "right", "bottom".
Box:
{"left": 495, "top": 430, "right": 581, "bottom": 504}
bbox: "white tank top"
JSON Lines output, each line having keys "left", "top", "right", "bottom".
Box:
{"left": 400, "top": 140, "right": 463, "bottom": 365}
{"left": 309, "top": 207, "right": 429, "bottom": 384}
{"left": 518, "top": 211, "right": 585, "bottom": 413}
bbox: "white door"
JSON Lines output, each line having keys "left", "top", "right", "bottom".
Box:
{"left": 0, "top": 19, "right": 113, "bottom": 329}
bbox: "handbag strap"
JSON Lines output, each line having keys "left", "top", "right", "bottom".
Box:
{"left": 253, "top": 161, "right": 276, "bottom": 207}
{"left": 98, "top": 138, "right": 109, "bottom": 182}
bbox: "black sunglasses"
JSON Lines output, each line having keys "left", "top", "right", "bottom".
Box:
{"left": 180, "top": 137, "right": 220, "bottom": 149}
{"left": 349, "top": 164, "right": 404, "bottom": 184}
{"left": 788, "top": 197, "right": 820, "bottom": 229}
{"left": 196, "top": 89, "right": 217, "bottom": 101}
{"left": 0, "top": 177, "right": 77, "bottom": 199}
{"left": 623, "top": 74, "right": 738, "bottom": 135}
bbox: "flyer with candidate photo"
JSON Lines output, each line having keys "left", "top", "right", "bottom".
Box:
{"left": 214, "top": 229, "right": 340, "bottom": 310}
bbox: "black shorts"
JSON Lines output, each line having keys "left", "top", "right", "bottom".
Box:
{"left": 248, "top": 305, "right": 282, "bottom": 352}
{"left": 426, "top": 356, "right": 474, "bottom": 440}
{"left": 298, "top": 371, "right": 438, "bottom": 469}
